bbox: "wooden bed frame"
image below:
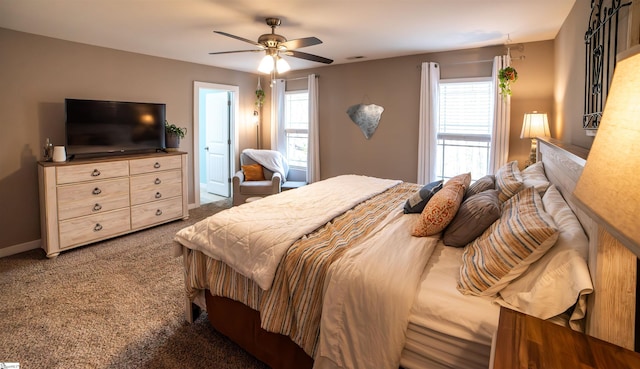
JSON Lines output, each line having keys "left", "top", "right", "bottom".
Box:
{"left": 182, "top": 137, "right": 637, "bottom": 368}
{"left": 536, "top": 137, "right": 637, "bottom": 350}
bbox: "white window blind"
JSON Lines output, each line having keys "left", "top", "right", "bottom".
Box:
{"left": 283, "top": 91, "right": 309, "bottom": 168}
{"left": 436, "top": 78, "right": 494, "bottom": 181}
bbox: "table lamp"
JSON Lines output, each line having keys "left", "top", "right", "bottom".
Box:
{"left": 520, "top": 111, "right": 550, "bottom": 166}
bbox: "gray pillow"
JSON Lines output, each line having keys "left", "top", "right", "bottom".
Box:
{"left": 465, "top": 175, "right": 495, "bottom": 200}
{"left": 443, "top": 189, "right": 501, "bottom": 247}
{"left": 403, "top": 180, "right": 444, "bottom": 214}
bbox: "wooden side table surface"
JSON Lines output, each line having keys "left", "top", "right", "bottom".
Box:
{"left": 492, "top": 307, "right": 640, "bottom": 369}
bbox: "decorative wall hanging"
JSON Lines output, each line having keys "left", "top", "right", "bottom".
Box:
{"left": 346, "top": 103, "right": 384, "bottom": 139}
{"left": 255, "top": 77, "right": 265, "bottom": 108}
{"left": 583, "top": 0, "right": 631, "bottom": 134}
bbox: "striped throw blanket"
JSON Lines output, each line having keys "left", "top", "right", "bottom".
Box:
{"left": 182, "top": 182, "right": 420, "bottom": 357}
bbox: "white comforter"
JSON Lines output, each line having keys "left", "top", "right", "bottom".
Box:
{"left": 315, "top": 213, "right": 439, "bottom": 369}
{"left": 174, "top": 175, "right": 400, "bottom": 290}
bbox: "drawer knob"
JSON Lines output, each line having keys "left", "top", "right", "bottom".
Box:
{"left": 93, "top": 203, "right": 102, "bottom": 211}
{"left": 154, "top": 162, "right": 161, "bottom": 169}
{"left": 91, "top": 169, "right": 101, "bottom": 177}
{"left": 94, "top": 223, "right": 103, "bottom": 232}
{"left": 156, "top": 209, "right": 163, "bottom": 216}
{"left": 154, "top": 178, "right": 161, "bottom": 185}
{"left": 92, "top": 187, "right": 102, "bottom": 195}
{"left": 155, "top": 192, "right": 162, "bottom": 199}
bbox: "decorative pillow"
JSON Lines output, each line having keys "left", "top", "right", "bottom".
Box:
{"left": 444, "top": 172, "right": 471, "bottom": 189}
{"left": 496, "top": 185, "right": 593, "bottom": 326}
{"left": 443, "top": 189, "right": 501, "bottom": 247}
{"left": 495, "top": 161, "right": 524, "bottom": 203}
{"left": 522, "top": 162, "right": 550, "bottom": 196}
{"left": 403, "top": 180, "right": 444, "bottom": 214}
{"left": 457, "top": 186, "right": 559, "bottom": 296}
{"left": 242, "top": 163, "right": 265, "bottom": 181}
{"left": 412, "top": 182, "right": 466, "bottom": 237}
{"left": 464, "top": 175, "right": 495, "bottom": 199}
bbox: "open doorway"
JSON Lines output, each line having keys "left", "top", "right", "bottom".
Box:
{"left": 193, "top": 81, "right": 240, "bottom": 206}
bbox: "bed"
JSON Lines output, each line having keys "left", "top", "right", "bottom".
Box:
{"left": 173, "top": 137, "right": 637, "bottom": 369}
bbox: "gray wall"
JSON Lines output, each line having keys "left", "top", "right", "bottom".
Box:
{"left": 0, "top": 28, "right": 259, "bottom": 252}
{"left": 0, "top": 18, "right": 577, "bottom": 255}
{"left": 266, "top": 40, "right": 555, "bottom": 182}
{"left": 554, "top": 0, "right": 632, "bottom": 149}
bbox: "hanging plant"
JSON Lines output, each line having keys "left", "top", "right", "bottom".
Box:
{"left": 255, "top": 78, "right": 265, "bottom": 108}
{"left": 498, "top": 66, "right": 518, "bottom": 96}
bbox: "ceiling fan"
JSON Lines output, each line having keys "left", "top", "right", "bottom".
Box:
{"left": 209, "top": 17, "right": 333, "bottom": 74}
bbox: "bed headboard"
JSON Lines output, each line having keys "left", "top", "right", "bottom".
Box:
{"left": 537, "top": 137, "right": 637, "bottom": 350}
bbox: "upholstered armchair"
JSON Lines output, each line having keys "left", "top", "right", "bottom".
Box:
{"left": 232, "top": 149, "right": 307, "bottom": 206}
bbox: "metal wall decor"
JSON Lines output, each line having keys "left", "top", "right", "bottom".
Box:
{"left": 346, "top": 103, "right": 384, "bottom": 139}
{"left": 583, "top": 0, "right": 631, "bottom": 133}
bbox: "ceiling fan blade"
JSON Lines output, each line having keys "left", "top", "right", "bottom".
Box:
{"left": 280, "top": 37, "right": 322, "bottom": 50}
{"left": 285, "top": 50, "right": 333, "bottom": 64}
{"left": 209, "top": 50, "right": 263, "bottom": 55}
{"left": 214, "top": 31, "right": 265, "bottom": 48}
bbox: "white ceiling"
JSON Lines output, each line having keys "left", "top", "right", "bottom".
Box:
{"left": 0, "top": 0, "right": 576, "bottom": 73}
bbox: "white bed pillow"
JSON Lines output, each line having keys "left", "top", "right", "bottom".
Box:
{"left": 496, "top": 185, "right": 593, "bottom": 328}
{"left": 522, "top": 162, "right": 551, "bottom": 196}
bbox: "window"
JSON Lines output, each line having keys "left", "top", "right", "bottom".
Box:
{"left": 283, "top": 91, "right": 309, "bottom": 168}
{"left": 435, "top": 78, "right": 494, "bottom": 182}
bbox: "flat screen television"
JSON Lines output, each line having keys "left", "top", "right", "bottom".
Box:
{"left": 65, "top": 98, "right": 166, "bottom": 157}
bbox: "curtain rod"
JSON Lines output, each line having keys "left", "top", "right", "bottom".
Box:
{"left": 285, "top": 76, "right": 309, "bottom": 82}
{"left": 424, "top": 55, "right": 525, "bottom": 67}
{"left": 441, "top": 59, "right": 494, "bottom": 66}
{"left": 280, "top": 75, "right": 318, "bottom": 82}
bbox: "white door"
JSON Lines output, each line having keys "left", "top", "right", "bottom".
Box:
{"left": 204, "top": 91, "right": 231, "bottom": 196}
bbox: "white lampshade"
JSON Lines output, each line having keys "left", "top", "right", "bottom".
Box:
{"left": 276, "top": 56, "right": 291, "bottom": 73}
{"left": 520, "top": 112, "right": 550, "bottom": 139}
{"left": 258, "top": 55, "right": 275, "bottom": 74}
{"left": 573, "top": 45, "right": 640, "bottom": 257}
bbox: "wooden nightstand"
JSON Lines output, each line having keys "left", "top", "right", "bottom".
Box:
{"left": 491, "top": 307, "right": 640, "bottom": 368}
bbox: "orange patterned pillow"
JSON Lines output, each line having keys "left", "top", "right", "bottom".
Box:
{"left": 242, "top": 163, "right": 265, "bottom": 181}
{"left": 412, "top": 182, "right": 466, "bottom": 237}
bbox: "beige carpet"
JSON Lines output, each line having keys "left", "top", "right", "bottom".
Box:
{"left": 0, "top": 199, "right": 269, "bottom": 369}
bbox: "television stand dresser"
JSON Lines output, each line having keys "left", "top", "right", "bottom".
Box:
{"left": 38, "top": 151, "right": 189, "bottom": 258}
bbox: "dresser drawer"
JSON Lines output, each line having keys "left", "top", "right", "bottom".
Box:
{"left": 131, "top": 197, "right": 184, "bottom": 229}
{"left": 57, "top": 178, "right": 130, "bottom": 220}
{"left": 58, "top": 208, "right": 131, "bottom": 249}
{"left": 130, "top": 170, "right": 182, "bottom": 205}
{"left": 129, "top": 155, "right": 182, "bottom": 175}
{"left": 57, "top": 161, "right": 129, "bottom": 184}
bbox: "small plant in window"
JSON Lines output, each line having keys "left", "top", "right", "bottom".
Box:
{"left": 498, "top": 66, "right": 518, "bottom": 97}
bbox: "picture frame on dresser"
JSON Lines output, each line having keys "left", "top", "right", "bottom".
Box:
{"left": 38, "top": 151, "right": 189, "bottom": 258}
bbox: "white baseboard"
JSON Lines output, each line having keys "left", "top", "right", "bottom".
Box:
{"left": 0, "top": 239, "right": 41, "bottom": 258}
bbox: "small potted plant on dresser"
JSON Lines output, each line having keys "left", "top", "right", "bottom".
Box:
{"left": 165, "top": 120, "right": 187, "bottom": 151}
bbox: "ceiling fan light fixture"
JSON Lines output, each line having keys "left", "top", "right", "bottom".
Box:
{"left": 276, "top": 56, "right": 291, "bottom": 73}
{"left": 211, "top": 18, "right": 333, "bottom": 71}
{"left": 258, "top": 54, "right": 275, "bottom": 74}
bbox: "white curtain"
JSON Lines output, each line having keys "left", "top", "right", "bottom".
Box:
{"left": 417, "top": 62, "right": 440, "bottom": 184}
{"left": 307, "top": 74, "right": 320, "bottom": 183}
{"left": 490, "top": 55, "right": 511, "bottom": 173}
{"left": 270, "top": 78, "right": 286, "bottom": 152}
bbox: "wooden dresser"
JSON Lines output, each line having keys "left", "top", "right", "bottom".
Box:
{"left": 38, "top": 152, "right": 189, "bottom": 258}
{"left": 491, "top": 307, "right": 640, "bottom": 368}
